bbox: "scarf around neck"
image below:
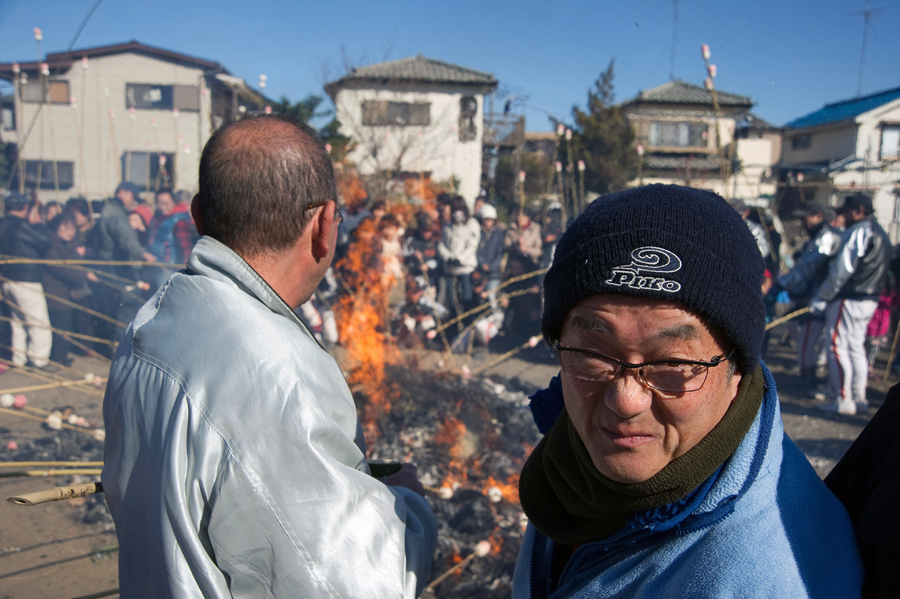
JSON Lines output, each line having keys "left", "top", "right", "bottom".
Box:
{"left": 519, "top": 365, "right": 764, "bottom": 545}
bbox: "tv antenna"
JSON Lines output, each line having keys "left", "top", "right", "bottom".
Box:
{"left": 847, "top": 3, "right": 885, "bottom": 96}
{"left": 670, "top": 0, "right": 681, "bottom": 80}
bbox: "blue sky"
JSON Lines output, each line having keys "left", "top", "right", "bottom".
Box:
{"left": 1, "top": 0, "right": 898, "bottom": 131}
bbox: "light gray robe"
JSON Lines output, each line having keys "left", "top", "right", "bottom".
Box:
{"left": 102, "top": 236, "right": 436, "bottom": 598}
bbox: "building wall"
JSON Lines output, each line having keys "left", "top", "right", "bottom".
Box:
{"left": 781, "top": 123, "right": 856, "bottom": 165}
{"left": 14, "top": 52, "right": 210, "bottom": 201}
{"left": 333, "top": 82, "right": 486, "bottom": 205}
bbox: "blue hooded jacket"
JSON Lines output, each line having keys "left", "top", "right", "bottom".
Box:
{"left": 513, "top": 363, "right": 863, "bottom": 598}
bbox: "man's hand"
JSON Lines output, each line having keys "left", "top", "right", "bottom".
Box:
{"left": 87, "top": 272, "right": 99, "bottom": 283}
{"left": 809, "top": 299, "right": 827, "bottom": 316}
{"left": 384, "top": 463, "right": 426, "bottom": 497}
{"left": 143, "top": 252, "right": 157, "bottom": 263}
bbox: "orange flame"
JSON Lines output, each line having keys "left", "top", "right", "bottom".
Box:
{"left": 335, "top": 217, "right": 400, "bottom": 447}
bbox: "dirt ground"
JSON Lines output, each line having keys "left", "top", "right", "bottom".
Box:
{"left": 0, "top": 324, "right": 894, "bottom": 598}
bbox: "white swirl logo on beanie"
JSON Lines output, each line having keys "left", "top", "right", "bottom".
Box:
{"left": 605, "top": 246, "right": 682, "bottom": 293}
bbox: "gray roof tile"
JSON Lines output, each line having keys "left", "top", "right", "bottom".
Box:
{"left": 628, "top": 79, "right": 753, "bottom": 107}
{"left": 328, "top": 55, "right": 497, "bottom": 87}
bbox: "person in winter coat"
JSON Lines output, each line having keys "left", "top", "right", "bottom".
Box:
{"left": 504, "top": 208, "right": 543, "bottom": 270}
{"left": 145, "top": 188, "right": 196, "bottom": 290}
{"left": 43, "top": 213, "right": 99, "bottom": 365}
{"left": 514, "top": 184, "right": 862, "bottom": 599}
{"left": 475, "top": 203, "right": 504, "bottom": 300}
{"left": 438, "top": 195, "right": 480, "bottom": 313}
{"left": 810, "top": 194, "right": 892, "bottom": 416}
{"left": 0, "top": 193, "right": 53, "bottom": 369}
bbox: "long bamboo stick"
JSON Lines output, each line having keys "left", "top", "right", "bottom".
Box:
{"left": 0, "top": 406, "right": 100, "bottom": 436}
{"left": 471, "top": 336, "right": 543, "bottom": 376}
{"left": 0, "top": 469, "right": 102, "bottom": 479}
{"left": 0, "top": 461, "right": 103, "bottom": 468}
{"left": 7, "top": 481, "right": 103, "bottom": 506}
{"left": 764, "top": 307, "right": 810, "bottom": 332}
{"left": 0, "top": 313, "right": 116, "bottom": 347}
{"left": 0, "top": 274, "right": 125, "bottom": 328}
{"left": 0, "top": 257, "right": 183, "bottom": 268}
{"left": 0, "top": 376, "right": 105, "bottom": 394}
{"left": 883, "top": 320, "right": 900, "bottom": 382}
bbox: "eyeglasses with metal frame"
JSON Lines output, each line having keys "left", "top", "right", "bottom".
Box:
{"left": 551, "top": 340, "right": 735, "bottom": 394}
{"left": 304, "top": 200, "right": 344, "bottom": 224}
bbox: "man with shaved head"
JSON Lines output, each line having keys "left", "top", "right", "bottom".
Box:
{"left": 102, "top": 114, "right": 436, "bottom": 598}
{"left": 513, "top": 185, "right": 862, "bottom": 598}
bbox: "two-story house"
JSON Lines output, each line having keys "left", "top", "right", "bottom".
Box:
{"left": 1, "top": 41, "right": 266, "bottom": 201}
{"left": 325, "top": 55, "right": 497, "bottom": 205}
{"left": 621, "top": 79, "right": 780, "bottom": 201}
{"left": 779, "top": 86, "right": 900, "bottom": 241}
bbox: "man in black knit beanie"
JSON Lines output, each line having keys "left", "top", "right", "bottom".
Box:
{"left": 513, "top": 184, "right": 862, "bottom": 599}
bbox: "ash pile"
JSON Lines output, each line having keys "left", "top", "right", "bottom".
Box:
{"left": 0, "top": 428, "right": 111, "bottom": 526}
{"left": 360, "top": 364, "right": 543, "bottom": 598}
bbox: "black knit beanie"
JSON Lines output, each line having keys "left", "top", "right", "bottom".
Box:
{"left": 541, "top": 184, "right": 765, "bottom": 375}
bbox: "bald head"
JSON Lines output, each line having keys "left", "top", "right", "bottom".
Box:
{"left": 197, "top": 114, "right": 336, "bottom": 258}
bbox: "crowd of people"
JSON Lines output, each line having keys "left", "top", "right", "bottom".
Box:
{"left": 0, "top": 182, "right": 198, "bottom": 370}
{"left": 299, "top": 191, "right": 568, "bottom": 354}
{"left": 747, "top": 195, "right": 896, "bottom": 417}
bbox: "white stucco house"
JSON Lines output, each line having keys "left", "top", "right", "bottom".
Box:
{"left": 325, "top": 55, "right": 497, "bottom": 205}
{"left": 778, "top": 86, "right": 900, "bottom": 241}
{"left": 1, "top": 41, "right": 267, "bottom": 201}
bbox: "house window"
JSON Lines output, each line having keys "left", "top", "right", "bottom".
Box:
{"left": 20, "top": 80, "right": 70, "bottom": 104}
{"left": 2, "top": 101, "right": 14, "bottom": 130}
{"left": 121, "top": 151, "right": 176, "bottom": 189}
{"left": 459, "top": 96, "right": 477, "bottom": 142}
{"left": 14, "top": 160, "right": 75, "bottom": 190}
{"left": 648, "top": 121, "right": 708, "bottom": 148}
{"left": 791, "top": 135, "right": 812, "bottom": 151}
{"left": 126, "top": 84, "right": 172, "bottom": 110}
{"left": 880, "top": 126, "right": 899, "bottom": 161}
{"left": 362, "top": 101, "right": 430, "bottom": 126}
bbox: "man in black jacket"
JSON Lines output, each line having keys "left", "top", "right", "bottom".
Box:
{"left": 0, "top": 193, "right": 53, "bottom": 368}
{"left": 810, "top": 194, "right": 892, "bottom": 415}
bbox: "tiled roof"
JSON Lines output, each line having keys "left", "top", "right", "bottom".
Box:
{"left": 0, "top": 40, "right": 225, "bottom": 78}
{"left": 327, "top": 55, "right": 497, "bottom": 88}
{"left": 785, "top": 86, "right": 900, "bottom": 130}
{"left": 627, "top": 79, "right": 753, "bottom": 107}
{"left": 647, "top": 155, "right": 721, "bottom": 171}
{"left": 736, "top": 112, "right": 779, "bottom": 131}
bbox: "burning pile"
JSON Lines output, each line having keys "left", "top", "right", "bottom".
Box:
{"left": 362, "top": 364, "right": 542, "bottom": 598}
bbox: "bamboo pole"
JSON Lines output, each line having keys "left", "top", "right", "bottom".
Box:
{"left": 0, "top": 469, "right": 102, "bottom": 479}
{"left": 0, "top": 257, "right": 183, "bottom": 268}
{"left": 0, "top": 274, "right": 126, "bottom": 328}
{"left": 0, "top": 376, "right": 105, "bottom": 395}
{"left": 0, "top": 406, "right": 99, "bottom": 435}
{"left": 72, "top": 587, "right": 119, "bottom": 599}
{"left": 0, "top": 358, "right": 104, "bottom": 398}
{"left": 7, "top": 481, "right": 102, "bottom": 506}
{"left": 0, "top": 309, "right": 118, "bottom": 347}
{"left": 0, "top": 461, "right": 103, "bottom": 468}
{"left": 471, "top": 336, "right": 543, "bottom": 376}
{"left": 764, "top": 307, "right": 810, "bottom": 331}
{"left": 883, "top": 320, "right": 900, "bottom": 382}
{"left": 425, "top": 542, "right": 492, "bottom": 591}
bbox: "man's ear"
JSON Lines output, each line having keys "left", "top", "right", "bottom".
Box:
{"left": 311, "top": 201, "right": 337, "bottom": 261}
{"left": 190, "top": 194, "right": 205, "bottom": 236}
